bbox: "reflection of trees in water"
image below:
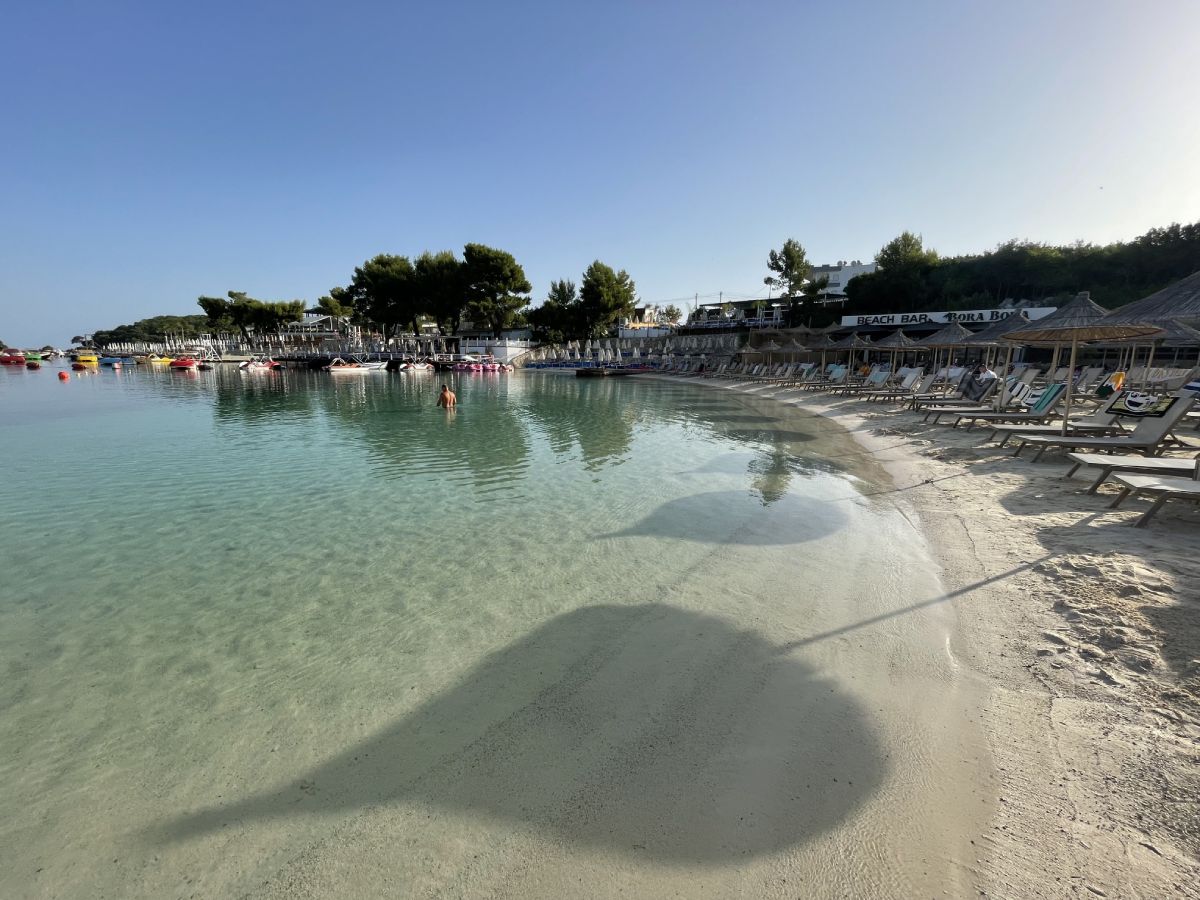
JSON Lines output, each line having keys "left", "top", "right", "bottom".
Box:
{"left": 520, "top": 376, "right": 637, "bottom": 470}
{"left": 675, "top": 394, "right": 844, "bottom": 507}
{"left": 211, "top": 369, "right": 317, "bottom": 425}
{"left": 748, "top": 447, "right": 792, "bottom": 505}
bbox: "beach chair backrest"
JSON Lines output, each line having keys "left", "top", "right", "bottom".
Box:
{"left": 1121, "top": 392, "right": 1197, "bottom": 443}
{"left": 912, "top": 373, "right": 936, "bottom": 394}
{"left": 1073, "top": 367, "right": 1102, "bottom": 392}
{"left": 1029, "top": 381, "right": 1066, "bottom": 414}
{"left": 866, "top": 370, "right": 888, "bottom": 387}
{"left": 898, "top": 372, "right": 919, "bottom": 390}
{"left": 1008, "top": 381, "right": 1033, "bottom": 404}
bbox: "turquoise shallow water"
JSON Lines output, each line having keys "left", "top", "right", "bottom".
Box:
{"left": 0, "top": 363, "right": 952, "bottom": 897}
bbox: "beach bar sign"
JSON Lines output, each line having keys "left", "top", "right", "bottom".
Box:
{"left": 841, "top": 307, "right": 1056, "bottom": 328}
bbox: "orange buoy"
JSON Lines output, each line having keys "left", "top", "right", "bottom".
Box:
{"left": 59, "top": 371, "right": 70, "bottom": 381}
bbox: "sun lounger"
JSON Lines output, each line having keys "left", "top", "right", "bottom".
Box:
{"left": 986, "top": 391, "right": 1132, "bottom": 446}
{"left": 834, "top": 369, "right": 890, "bottom": 395}
{"left": 1106, "top": 460, "right": 1200, "bottom": 525}
{"left": 918, "top": 377, "right": 1012, "bottom": 420}
{"left": 1012, "top": 392, "right": 1198, "bottom": 461}
{"left": 860, "top": 371, "right": 928, "bottom": 401}
{"left": 947, "top": 382, "right": 1068, "bottom": 428}
{"left": 919, "top": 380, "right": 1035, "bottom": 423}
{"left": 1064, "top": 452, "right": 1200, "bottom": 493}
{"left": 908, "top": 371, "right": 985, "bottom": 410}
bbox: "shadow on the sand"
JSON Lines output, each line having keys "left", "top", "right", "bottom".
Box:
{"left": 152, "top": 605, "right": 885, "bottom": 863}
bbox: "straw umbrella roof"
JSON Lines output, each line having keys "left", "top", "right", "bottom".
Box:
{"left": 1097, "top": 270, "right": 1200, "bottom": 327}
{"left": 873, "top": 329, "right": 926, "bottom": 350}
{"left": 922, "top": 321, "right": 975, "bottom": 348}
{"left": 828, "top": 333, "right": 874, "bottom": 350}
{"left": 1006, "top": 291, "right": 1160, "bottom": 343}
{"left": 804, "top": 333, "right": 837, "bottom": 350}
{"left": 1093, "top": 318, "right": 1200, "bottom": 348}
{"left": 760, "top": 340, "right": 782, "bottom": 351}
{"left": 962, "top": 311, "right": 1032, "bottom": 347}
{"left": 780, "top": 338, "right": 808, "bottom": 352}
{"left": 786, "top": 324, "right": 814, "bottom": 336}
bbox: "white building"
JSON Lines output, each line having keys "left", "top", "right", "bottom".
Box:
{"left": 809, "top": 259, "right": 877, "bottom": 301}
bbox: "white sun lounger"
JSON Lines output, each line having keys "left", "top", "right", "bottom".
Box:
{"left": 1013, "top": 392, "right": 1197, "bottom": 461}
{"left": 986, "top": 390, "right": 1131, "bottom": 446}
{"left": 1064, "top": 452, "right": 1200, "bottom": 493}
{"left": 944, "top": 382, "right": 1067, "bottom": 428}
{"left": 1107, "top": 461, "right": 1200, "bottom": 526}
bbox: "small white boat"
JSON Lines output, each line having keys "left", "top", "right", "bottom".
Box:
{"left": 324, "top": 357, "right": 385, "bottom": 373}
{"left": 239, "top": 356, "right": 281, "bottom": 372}
{"left": 398, "top": 361, "right": 433, "bottom": 371}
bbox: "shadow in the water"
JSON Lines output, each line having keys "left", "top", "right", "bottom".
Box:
{"left": 603, "top": 490, "right": 846, "bottom": 544}
{"left": 725, "top": 428, "right": 815, "bottom": 444}
{"left": 693, "top": 413, "right": 779, "bottom": 425}
{"left": 153, "top": 604, "right": 884, "bottom": 862}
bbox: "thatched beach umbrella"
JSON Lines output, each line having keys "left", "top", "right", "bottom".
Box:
{"left": 759, "top": 339, "right": 782, "bottom": 364}
{"left": 923, "top": 321, "right": 975, "bottom": 387}
{"left": 873, "top": 329, "right": 927, "bottom": 374}
{"left": 828, "top": 333, "right": 874, "bottom": 369}
{"left": 803, "top": 333, "right": 838, "bottom": 371}
{"left": 1099, "top": 270, "right": 1200, "bottom": 327}
{"left": 963, "top": 311, "right": 1033, "bottom": 405}
{"left": 780, "top": 338, "right": 808, "bottom": 361}
{"left": 1007, "top": 291, "right": 1160, "bottom": 433}
{"left": 1097, "top": 271, "right": 1200, "bottom": 378}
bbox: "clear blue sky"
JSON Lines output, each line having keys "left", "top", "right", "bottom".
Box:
{"left": 3, "top": 0, "right": 1198, "bottom": 346}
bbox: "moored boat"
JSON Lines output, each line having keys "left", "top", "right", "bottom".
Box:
{"left": 1, "top": 350, "right": 26, "bottom": 365}
{"left": 324, "top": 357, "right": 383, "bottom": 373}
{"left": 239, "top": 356, "right": 281, "bottom": 372}
{"left": 169, "top": 356, "right": 198, "bottom": 370}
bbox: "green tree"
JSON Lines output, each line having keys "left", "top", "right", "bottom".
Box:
{"left": 348, "top": 254, "right": 418, "bottom": 338}
{"left": 314, "top": 286, "right": 356, "bottom": 320}
{"left": 578, "top": 261, "right": 637, "bottom": 337}
{"left": 801, "top": 273, "right": 830, "bottom": 304}
{"left": 764, "top": 238, "right": 813, "bottom": 297}
{"left": 875, "top": 230, "right": 939, "bottom": 273}
{"left": 414, "top": 250, "right": 466, "bottom": 334}
{"left": 849, "top": 231, "right": 940, "bottom": 313}
{"left": 527, "top": 279, "right": 578, "bottom": 342}
{"left": 462, "top": 243, "right": 532, "bottom": 337}
{"left": 198, "top": 293, "right": 304, "bottom": 344}
{"left": 661, "top": 304, "right": 682, "bottom": 325}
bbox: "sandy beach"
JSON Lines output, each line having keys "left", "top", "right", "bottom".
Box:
{"left": 692, "top": 373, "right": 1200, "bottom": 898}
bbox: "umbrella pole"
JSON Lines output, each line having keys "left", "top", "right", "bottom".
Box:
{"left": 1061, "top": 337, "right": 1078, "bottom": 435}
{"left": 1144, "top": 342, "right": 1157, "bottom": 388}
{"left": 997, "top": 343, "right": 1014, "bottom": 409}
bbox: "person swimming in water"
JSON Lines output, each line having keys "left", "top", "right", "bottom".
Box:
{"left": 437, "top": 384, "right": 457, "bottom": 408}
